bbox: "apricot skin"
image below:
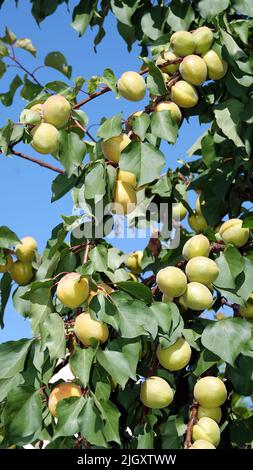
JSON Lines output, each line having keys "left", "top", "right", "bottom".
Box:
{"left": 219, "top": 218, "right": 249, "bottom": 248}
{"left": 113, "top": 180, "right": 137, "bottom": 215}
{"left": 192, "top": 417, "right": 220, "bottom": 447}
{"left": 179, "top": 55, "right": 207, "bottom": 86}
{"left": 101, "top": 134, "right": 131, "bottom": 163}
{"left": 202, "top": 50, "right": 228, "bottom": 80}
{"left": 197, "top": 406, "right": 222, "bottom": 424}
{"left": 171, "top": 81, "right": 198, "bottom": 109}
{"left": 194, "top": 376, "right": 227, "bottom": 408}
{"left": 189, "top": 439, "right": 216, "bottom": 449}
{"left": 192, "top": 27, "right": 214, "bottom": 54}
{"left": 240, "top": 293, "right": 253, "bottom": 319}
{"left": 182, "top": 282, "right": 213, "bottom": 311}
{"left": 140, "top": 376, "right": 174, "bottom": 409}
{"left": 126, "top": 251, "right": 143, "bottom": 274}
{"left": 42, "top": 94, "right": 71, "bottom": 129}
{"left": 155, "top": 50, "right": 180, "bottom": 75}
{"left": 156, "top": 266, "right": 187, "bottom": 298}
{"left": 31, "top": 123, "right": 59, "bottom": 155}
{"left": 74, "top": 312, "right": 109, "bottom": 347}
{"left": 188, "top": 212, "right": 208, "bottom": 233}
{"left": 11, "top": 261, "right": 33, "bottom": 285}
{"left": 185, "top": 256, "right": 219, "bottom": 286}
{"left": 48, "top": 382, "right": 82, "bottom": 417}
{"left": 183, "top": 234, "right": 210, "bottom": 260}
{"left": 0, "top": 255, "right": 13, "bottom": 273}
{"left": 157, "top": 338, "right": 191, "bottom": 371}
{"left": 56, "top": 272, "right": 90, "bottom": 309}
{"left": 154, "top": 101, "right": 182, "bottom": 125}
{"left": 15, "top": 236, "right": 37, "bottom": 263}
{"left": 170, "top": 31, "right": 195, "bottom": 57}
{"left": 172, "top": 202, "right": 187, "bottom": 221}
{"left": 118, "top": 170, "right": 136, "bottom": 188}
{"left": 117, "top": 72, "right": 146, "bottom": 102}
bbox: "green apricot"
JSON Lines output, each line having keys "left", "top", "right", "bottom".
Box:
{"left": 182, "top": 282, "right": 213, "bottom": 311}
{"left": 219, "top": 218, "right": 249, "bottom": 247}
{"left": 185, "top": 256, "right": 219, "bottom": 285}
{"left": 117, "top": 71, "right": 146, "bottom": 101}
{"left": 11, "top": 261, "right": 33, "bottom": 285}
{"left": 172, "top": 202, "right": 187, "bottom": 221}
{"left": 171, "top": 80, "right": 198, "bottom": 108}
{"left": 157, "top": 338, "right": 191, "bottom": 371}
{"left": 202, "top": 50, "right": 228, "bottom": 80}
{"left": 194, "top": 376, "right": 227, "bottom": 407}
{"left": 179, "top": 55, "right": 207, "bottom": 86}
{"left": 155, "top": 50, "right": 180, "bottom": 74}
{"left": 188, "top": 212, "right": 208, "bottom": 232}
{"left": 189, "top": 439, "right": 216, "bottom": 449}
{"left": 192, "top": 417, "right": 220, "bottom": 447}
{"left": 192, "top": 27, "right": 214, "bottom": 54}
{"left": 156, "top": 266, "right": 187, "bottom": 297}
{"left": 154, "top": 101, "right": 182, "bottom": 125}
{"left": 183, "top": 234, "right": 210, "bottom": 260}
{"left": 240, "top": 293, "right": 253, "bottom": 319}
{"left": 197, "top": 406, "right": 222, "bottom": 424}
{"left": 31, "top": 123, "right": 59, "bottom": 154}
{"left": 42, "top": 94, "right": 71, "bottom": 129}
{"left": 170, "top": 31, "right": 195, "bottom": 57}
{"left": 140, "top": 376, "right": 174, "bottom": 409}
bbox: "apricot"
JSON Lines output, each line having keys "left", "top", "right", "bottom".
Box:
{"left": 197, "top": 406, "right": 222, "bottom": 424}
{"left": 11, "top": 261, "right": 33, "bottom": 285}
{"left": 118, "top": 170, "right": 136, "bottom": 188}
{"left": 42, "top": 94, "right": 71, "bottom": 128}
{"left": 219, "top": 219, "right": 249, "bottom": 247}
{"left": 154, "top": 101, "right": 182, "bottom": 125}
{"left": 20, "top": 108, "right": 41, "bottom": 125}
{"left": 74, "top": 312, "right": 109, "bottom": 347}
{"left": 171, "top": 80, "right": 198, "bottom": 108}
{"left": 172, "top": 202, "right": 187, "bottom": 221}
{"left": 56, "top": 272, "right": 90, "bottom": 309}
{"left": 185, "top": 257, "right": 219, "bottom": 286}
{"left": 188, "top": 212, "right": 208, "bottom": 232}
{"left": 101, "top": 134, "right": 131, "bottom": 163}
{"left": 31, "top": 123, "right": 59, "bottom": 155}
{"left": 183, "top": 234, "right": 210, "bottom": 260}
{"left": 162, "top": 294, "right": 173, "bottom": 302}
{"left": 113, "top": 180, "right": 137, "bottom": 215}
{"left": 0, "top": 255, "right": 13, "bottom": 273}
{"left": 195, "top": 193, "right": 205, "bottom": 215}
{"left": 117, "top": 71, "right": 146, "bottom": 101}
{"left": 155, "top": 50, "right": 180, "bottom": 75}
{"left": 15, "top": 236, "right": 37, "bottom": 263}
{"left": 182, "top": 282, "right": 213, "bottom": 311}
{"left": 194, "top": 376, "right": 227, "bottom": 407}
{"left": 202, "top": 50, "right": 228, "bottom": 80}
{"left": 192, "top": 27, "right": 214, "bottom": 54}
{"left": 48, "top": 382, "right": 82, "bottom": 417}
{"left": 170, "top": 31, "right": 195, "bottom": 56}
{"left": 157, "top": 338, "right": 191, "bottom": 371}
{"left": 156, "top": 266, "right": 187, "bottom": 297}
{"left": 192, "top": 417, "right": 220, "bottom": 447}
{"left": 140, "top": 376, "right": 174, "bottom": 409}
{"left": 189, "top": 439, "right": 216, "bottom": 449}
{"left": 126, "top": 250, "right": 143, "bottom": 274}
{"left": 179, "top": 55, "right": 207, "bottom": 86}
{"left": 240, "top": 293, "right": 253, "bottom": 319}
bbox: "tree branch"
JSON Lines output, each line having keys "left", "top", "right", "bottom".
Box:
{"left": 184, "top": 402, "right": 198, "bottom": 449}
{"left": 9, "top": 54, "right": 43, "bottom": 87}
{"left": 0, "top": 148, "right": 64, "bottom": 174}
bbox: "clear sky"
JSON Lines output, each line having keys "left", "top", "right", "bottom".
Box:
{"left": 0, "top": 0, "right": 206, "bottom": 342}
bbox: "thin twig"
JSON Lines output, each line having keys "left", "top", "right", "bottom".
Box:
{"left": 9, "top": 54, "right": 43, "bottom": 87}
{"left": 0, "top": 148, "right": 64, "bottom": 174}
{"left": 73, "top": 119, "right": 97, "bottom": 143}
{"left": 83, "top": 242, "right": 90, "bottom": 264}
{"left": 184, "top": 402, "right": 198, "bottom": 449}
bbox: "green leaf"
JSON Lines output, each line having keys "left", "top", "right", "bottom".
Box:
{"left": 198, "top": 0, "right": 230, "bottom": 18}
{"left": 233, "top": 0, "right": 253, "bottom": 16}
{"left": 89, "top": 293, "right": 119, "bottom": 331}
{"left": 12, "top": 286, "right": 31, "bottom": 318}
{"left": 97, "top": 113, "right": 122, "bottom": 140}
{"left": 79, "top": 396, "right": 108, "bottom": 447}
{"left": 69, "top": 346, "right": 95, "bottom": 387}
{"left": 58, "top": 131, "right": 86, "bottom": 176}
{"left": 141, "top": 6, "right": 167, "bottom": 41}
{"left": 111, "top": 0, "right": 140, "bottom": 26}
{"left": 137, "top": 428, "right": 154, "bottom": 449}
{"left": 0, "top": 59, "right": 6, "bottom": 78}
{"left": 151, "top": 301, "right": 184, "bottom": 346}
{"left": 0, "top": 374, "right": 24, "bottom": 402}
{"left": 0, "top": 338, "right": 32, "bottom": 379}
{"left": 230, "top": 415, "right": 253, "bottom": 446}
{"left": 201, "top": 318, "right": 251, "bottom": 366}
{"left": 224, "top": 246, "right": 244, "bottom": 280}
{"left": 45, "top": 51, "right": 72, "bottom": 79}
{"left": 214, "top": 99, "right": 244, "bottom": 148}
{"left": 150, "top": 110, "right": 178, "bottom": 143}
{"left": 72, "top": 0, "right": 94, "bottom": 36}
{"left": 41, "top": 313, "right": 66, "bottom": 360}
{"left": 102, "top": 68, "right": 117, "bottom": 93}
{"left": 93, "top": 393, "right": 120, "bottom": 444}
{"left": 89, "top": 245, "right": 108, "bottom": 271}
{"left": 0, "top": 26, "right": 16, "bottom": 44}
{"left": 131, "top": 113, "right": 150, "bottom": 141}
{"left": 117, "top": 282, "right": 152, "bottom": 304}
{"left": 193, "top": 349, "right": 220, "bottom": 377}
{"left": 51, "top": 173, "right": 77, "bottom": 202}
{"left": 227, "top": 355, "right": 253, "bottom": 395}
{"left": 84, "top": 163, "right": 106, "bottom": 202}
{"left": 220, "top": 29, "right": 247, "bottom": 61}
{"left": 146, "top": 61, "right": 168, "bottom": 96}
{"left": 0, "top": 44, "right": 9, "bottom": 57}
{"left": 167, "top": 1, "right": 195, "bottom": 31}
{"left": 0, "top": 75, "right": 22, "bottom": 106}
{"left": 54, "top": 396, "right": 86, "bottom": 438}
{"left": 3, "top": 386, "right": 42, "bottom": 444}
{"left": 29, "top": 287, "right": 53, "bottom": 334}
{"left": 160, "top": 416, "right": 182, "bottom": 449}
{"left": 0, "top": 272, "right": 12, "bottom": 328}
{"left": 15, "top": 38, "right": 36, "bottom": 56}
{"left": 120, "top": 141, "right": 165, "bottom": 186}
{"left": 20, "top": 75, "right": 42, "bottom": 101}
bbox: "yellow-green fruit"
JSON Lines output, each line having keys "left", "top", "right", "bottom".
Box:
{"left": 155, "top": 50, "right": 180, "bottom": 74}
{"left": 182, "top": 282, "right": 213, "bottom": 311}
{"left": 188, "top": 212, "right": 208, "bottom": 232}
{"left": 194, "top": 376, "right": 227, "bottom": 407}
{"left": 183, "top": 234, "right": 210, "bottom": 260}
{"left": 162, "top": 72, "right": 171, "bottom": 86}
{"left": 202, "top": 50, "right": 228, "bottom": 80}
{"left": 118, "top": 170, "right": 136, "bottom": 188}
{"left": 56, "top": 272, "right": 90, "bottom": 308}
{"left": 140, "top": 376, "right": 174, "bottom": 409}
{"left": 126, "top": 250, "right": 143, "bottom": 274}
{"left": 20, "top": 107, "right": 41, "bottom": 125}
{"left": 192, "top": 417, "right": 220, "bottom": 447}
{"left": 31, "top": 103, "right": 43, "bottom": 114}
{"left": 154, "top": 101, "right": 182, "bottom": 125}
{"left": 162, "top": 294, "right": 173, "bottom": 302}
{"left": 189, "top": 439, "right": 216, "bottom": 449}
{"left": 15, "top": 236, "right": 37, "bottom": 263}
{"left": 219, "top": 219, "right": 249, "bottom": 248}
{"left": 215, "top": 312, "right": 227, "bottom": 321}
{"left": 240, "top": 293, "right": 253, "bottom": 319}
{"left": 74, "top": 312, "right": 109, "bottom": 347}
{"left": 179, "top": 55, "right": 207, "bottom": 86}
{"left": 101, "top": 134, "right": 131, "bottom": 163}
{"left": 195, "top": 194, "right": 206, "bottom": 215}
{"left": 157, "top": 338, "right": 191, "bottom": 371}
{"left": 156, "top": 266, "right": 187, "bottom": 297}
{"left": 172, "top": 202, "right": 187, "bottom": 221}
{"left": 170, "top": 31, "right": 195, "bottom": 56}
{"left": 117, "top": 71, "right": 146, "bottom": 101}
{"left": 171, "top": 80, "right": 198, "bottom": 108}
{"left": 178, "top": 294, "right": 188, "bottom": 312}
{"left": 42, "top": 94, "right": 71, "bottom": 128}
{"left": 185, "top": 256, "right": 219, "bottom": 286}
{"left": 11, "top": 261, "right": 33, "bottom": 285}
{"left": 31, "top": 123, "right": 59, "bottom": 154}
{"left": 197, "top": 406, "right": 222, "bottom": 424}
{"left": 48, "top": 382, "right": 82, "bottom": 417}
{"left": 113, "top": 180, "right": 137, "bottom": 215}
{"left": 0, "top": 255, "right": 13, "bottom": 273}
{"left": 192, "top": 27, "right": 214, "bottom": 54}
{"left": 88, "top": 283, "right": 114, "bottom": 305}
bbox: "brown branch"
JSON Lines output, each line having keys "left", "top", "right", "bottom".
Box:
{"left": 221, "top": 297, "right": 241, "bottom": 317}
{"left": 73, "top": 119, "right": 97, "bottom": 143}
{"left": 83, "top": 242, "right": 90, "bottom": 264}
{"left": 9, "top": 54, "right": 43, "bottom": 87}
{"left": 52, "top": 356, "right": 69, "bottom": 376}
{"left": 0, "top": 148, "right": 64, "bottom": 174}
{"left": 184, "top": 402, "right": 198, "bottom": 449}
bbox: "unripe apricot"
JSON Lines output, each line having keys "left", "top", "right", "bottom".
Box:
{"left": 56, "top": 273, "right": 90, "bottom": 309}
{"left": 195, "top": 193, "right": 206, "bottom": 215}
{"left": 42, "top": 94, "right": 71, "bottom": 128}
{"left": 182, "top": 282, "right": 213, "bottom": 311}
{"left": 74, "top": 312, "right": 109, "bottom": 347}
{"left": 156, "top": 266, "right": 187, "bottom": 297}
{"left": 172, "top": 202, "right": 187, "bottom": 220}
{"left": 171, "top": 80, "right": 198, "bottom": 108}
{"left": 240, "top": 293, "right": 253, "bottom": 319}
{"left": 20, "top": 107, "right": 41, "bottom": 125}
{"left": 219, "top": 219, "right": 249, "bottom": 248}
{"left": 202, "top": 50, "right": 228, "bottom": 80}
{"left": 189, "top": 439, "right": 216, "bottom": 449}
{"left": 157, "top": 338, "right": 191, "bottom": 371}
{"left": 192, "top": 417, "right": 220, "bottom": 447}
{"left": 101, "top": 134, "right": 131, "bottom": 163}
{"left": 31, "top": 123, "right": 59, "bottom": 155}
{"left": 0, "top": 255, "right": 13, "bottom": 273}
{"left": 194, "top": 376, "right": 227, "bottom": 407}
{"left": 155, "top": 50, "right": 180, "bottom": 75}
{"left": 183, "top": 234, "right": 210, "bottom": 260}
{"left": 113, "top": 180, "right": 137, "bottom": 215}
{"left": 88, "top": 283, "right": 114, "bottom": 304}
{"left": 186, "top": 257, "right": 219, "bottom": 286}
{"left": 192, "top": 27, "right": 214, "bottom": 54}
{"left": 118, "top": 170, "right": 136, "bottom": 188}
{"left": 117, "top": 71, "right": 146, "bottom": 101}
{"left": 48, "top": 382, "right": 82, "bottom": 417}
{"left": 15, "top": 236, "right": 37, "bottom": 263}
{"left": 126, "top": 250, "right": 143, "bottom": 274}
{"left": 188, "top": 212, "right": 208, "bottom": 232}
{"left": 31, "top": 103, "right": 43, "bottom": 114}
{"left": 197, "top": 406, "right": 222, "bottom": 424}
{"left": 162, "top": 294, "right": 173, "bottom": 302}
{"left": 170, "top": 31, "right": 195, "bottom": 56}
{"left": 11, "top": 261, "right": 33, "bottom": 285}
{"left": 179, "top": 55, "right": 207, "bottom": 86}
{"left": 140, "top": 376, "right": 174, "bottom": 409}
{"left": 154, "top": 101, "right": 182, "bottom": 125}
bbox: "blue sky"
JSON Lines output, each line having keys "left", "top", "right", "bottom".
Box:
{"left": 0, "top": 0, "right": 206, "bottom": 341}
